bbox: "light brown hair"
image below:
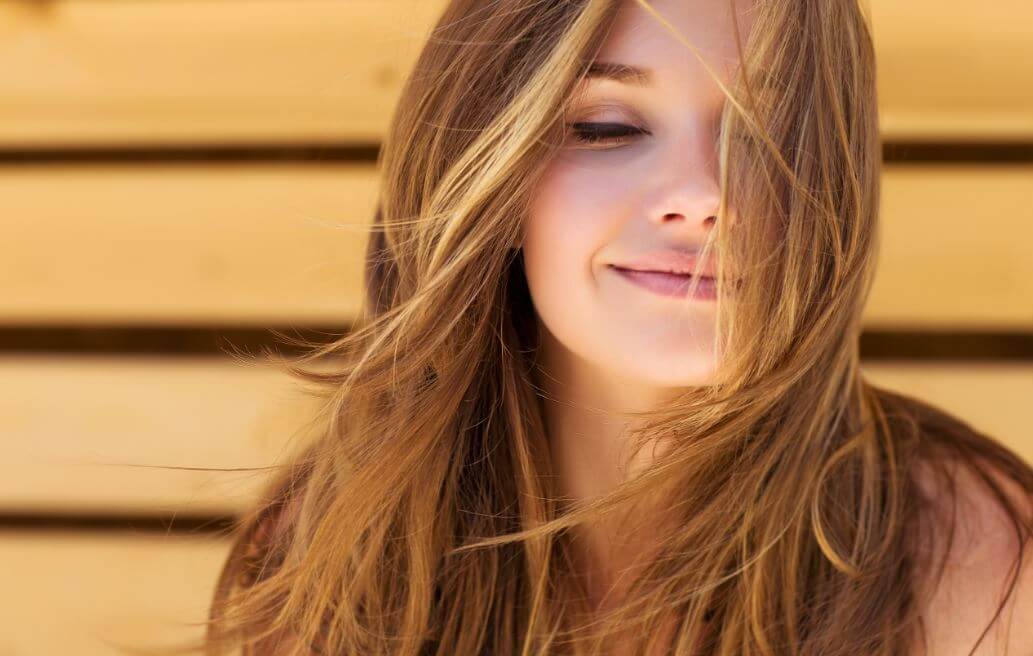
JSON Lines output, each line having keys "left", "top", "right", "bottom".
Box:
{"left": 149, "top": 1, "right": 1033, "bottom": 654}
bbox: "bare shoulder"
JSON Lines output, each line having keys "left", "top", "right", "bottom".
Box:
{"left": 910, "top": 454, "right": 1033, "bottom": 655}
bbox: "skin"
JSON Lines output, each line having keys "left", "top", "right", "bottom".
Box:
{"left": 520, "top": 0, "right": 1033, "bottom": 653}
{"left": 522, "top": 0, "right": 755, "bottom": 615}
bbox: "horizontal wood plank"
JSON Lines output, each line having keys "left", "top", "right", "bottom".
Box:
{"left": 0, "top": 357, "right": 1029, "bottom": 514}
{"left": 869, "top": 0, "right": 1033, "bottom": 141}
{"left": 1, "top": 163, "right": 375, "bottom": 325}
{"left": 0, "top": 0, "right": 1028, "bottom": 146}
{"left": 0, "top": 355, "right": 321, "bottom": 515}
{"left": 0, "top": 532, "right": 229, "bottom": 655}
{"left": 868, "top": 165, "right": 1033, "bottom": 329}
{"left": 0, "top": 0, "right": 442, "bottom": 146}
{"left": 1, "top": 164, "right": 1030, "bottom": 327}
{"left": 862, "top": 363, "right": 1033, "bottom": 465}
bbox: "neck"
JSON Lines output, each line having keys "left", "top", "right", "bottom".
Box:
{"left": 532, "top": 323, "right": 678, "bottom": 611}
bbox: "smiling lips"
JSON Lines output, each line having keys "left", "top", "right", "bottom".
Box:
{"left": 610, "top": 267, "right": 717, "bottom": 299}
{"left": 611, "top": 248, "right": 717, "bottom": 277}
{"left": 608, "top": 248, "right": 719, "bottom": 300}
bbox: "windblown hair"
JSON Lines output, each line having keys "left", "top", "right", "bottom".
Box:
{"left": 154, "top": 1, "right": 1032, "bottom": 654}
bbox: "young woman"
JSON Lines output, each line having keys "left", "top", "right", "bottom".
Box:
{"left": 195, "top": 1, "right": 1033, "bottom": 654}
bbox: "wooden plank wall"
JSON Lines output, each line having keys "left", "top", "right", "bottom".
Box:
{"left": 1, "top": 1, "right": 1030, "bottom": 652}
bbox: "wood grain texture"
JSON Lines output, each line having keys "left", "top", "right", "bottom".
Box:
{"left": 1, "top": 164, "right": 1029, "bottom": 327}
{"left": 0, "top": 355, "right": 322, "bottom": 515}
{"left": 1, "top": 163, "right": 376, "bottom": 325}
{"left": 867, "top": 165, "right": 1033, "bottom": 329}
{"left": 0, "top": 357, "right": 1028, "bottom": 514}
{"left": 0, "top": 531, "right": 230, "bottom": 656}
{"left": 0, "top": 0, "right": 1028, "bottom": 146}
{"left": 0, "top": 0, "right": 443, "bottom": 146}
{"left": 869, "top": 0, "right": 1033, "bottom": 141}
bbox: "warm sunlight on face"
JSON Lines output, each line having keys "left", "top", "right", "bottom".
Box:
{"left": 523, "top": 0, "right": 757, "bottom": 391}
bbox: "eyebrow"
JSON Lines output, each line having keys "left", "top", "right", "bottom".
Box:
{"left": 584, "top": 61, "right": 652, "bottom": 86}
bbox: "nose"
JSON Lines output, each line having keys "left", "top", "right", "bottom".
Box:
{"left": 644, "top": 133, "right": 721, "bottom": 232}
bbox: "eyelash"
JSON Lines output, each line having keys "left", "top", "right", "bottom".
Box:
{"left": 568, "top": 121, "right": 649, "bottom": 147}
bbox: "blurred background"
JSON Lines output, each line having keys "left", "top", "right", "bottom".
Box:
{"left": 1, "top": 0, "right": 1030, "bottom": 653}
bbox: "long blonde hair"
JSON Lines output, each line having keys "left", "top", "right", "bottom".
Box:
{"left": 174, "top": 1, "right": 1032, "bottom": 654}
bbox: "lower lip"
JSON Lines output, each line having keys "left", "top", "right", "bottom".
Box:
{"left": 610, "top": 266, "right": 717, "bottom": 300}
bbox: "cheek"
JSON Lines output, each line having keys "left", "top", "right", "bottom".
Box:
{"left": 523, "top": 157, "right": 630, "bottom": 273}
{"left": 521, "top": 158, "right": 629, "bottom": 357}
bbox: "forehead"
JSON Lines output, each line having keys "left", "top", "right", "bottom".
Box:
{"left": 594, "top": 0, "right": 757, "bottom": 84}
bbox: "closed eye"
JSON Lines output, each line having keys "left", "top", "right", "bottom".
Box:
{"left": 567, "top": 122, "right": 649, "bottom": 148}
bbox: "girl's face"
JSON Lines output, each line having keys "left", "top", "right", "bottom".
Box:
{"left": 523, "top": 0, "right": 755, "bottom": 390}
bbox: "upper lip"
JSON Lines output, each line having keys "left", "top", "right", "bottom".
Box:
{"left": 610, "top": 248, "right": 717, "bottom": 277}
